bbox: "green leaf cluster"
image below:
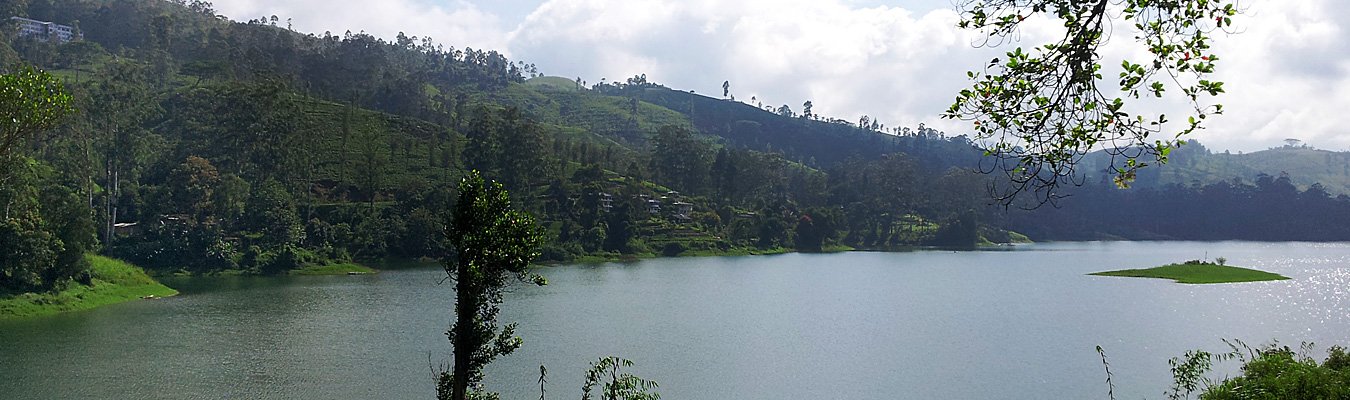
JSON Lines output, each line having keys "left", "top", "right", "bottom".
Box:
{"left": 947, "top": 0, "right": 1238, "bottom": 204}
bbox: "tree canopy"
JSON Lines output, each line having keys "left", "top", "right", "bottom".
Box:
{"left": 0, "top": 65, "right": 72, "bottom": 159}
{"left": 440, "top": 170, "right": 545, "bottom": 400}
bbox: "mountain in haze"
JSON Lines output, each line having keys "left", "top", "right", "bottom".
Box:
{"left": 1123, "top": 143, "right": 1350, "bottom": 196}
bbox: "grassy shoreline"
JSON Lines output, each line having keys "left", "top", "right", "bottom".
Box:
{"left": 1091, "top": 261, "right": 1290, "bottom": 284}
{"left": 553, "top": 242, "right": 1035, "bottom": 264}
{"left": 290, "top": 263, "right": 379, "bottom": 276}
{"left": 0, "top": 255, "right": 179, "bottom": 320}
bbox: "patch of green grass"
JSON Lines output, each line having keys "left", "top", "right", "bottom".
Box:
{"left": 525, "top": 76, "right": 584, "bottom": 92}
{"left": 0, "top": 255, "right": 179, "bottom": 319}
{"left": 1006, "top": 231, "right": 1033, "bottom": 243}
{"left": 560, "top": 246, "right": 800, "bottom": 264}
{"left": 681, "top": 247, "right": 793, "bottom": 257}
{"left": 1091, "top": 262, "right": 1290, "bottom": 284}
{"left": 289, "top": 263, "right": 378, "bottom": 276}
{"left": 820, "top": 245, "right": 856, "bottom": 253}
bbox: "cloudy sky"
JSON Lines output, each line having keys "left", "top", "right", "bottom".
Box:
{"left": 212, "top": 0, "right": 1349, "bottom": 153}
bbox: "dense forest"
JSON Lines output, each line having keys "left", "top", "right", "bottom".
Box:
{"left": 7, "top": 0, "right": 1350, "bottom": 294}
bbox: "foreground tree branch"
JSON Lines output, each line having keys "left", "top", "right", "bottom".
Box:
{"left": 945, "top": 0, "right": 1239, "bottom": 207}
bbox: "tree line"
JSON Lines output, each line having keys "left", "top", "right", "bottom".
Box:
{"left": 9, "top": 0, "right": 1350, "bottom": 293}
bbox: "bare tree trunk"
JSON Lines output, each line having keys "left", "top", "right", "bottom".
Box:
{"left": 103, "top": 157, "right": 113, "bottom": 246}
{"left": 85, "top": 138, "right": 93, "bottom": 210}
{"left": 109, "top": 165, "right": 119, "bottom": 248}
{"left": 450, "top": 267, "right": 477, "bottom": 400}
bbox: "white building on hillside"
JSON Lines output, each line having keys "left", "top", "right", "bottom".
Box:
{"left": 9, "top": 16, "right": 81, "bottom": 43}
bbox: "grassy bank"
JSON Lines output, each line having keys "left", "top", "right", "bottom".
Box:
{"left": 1091, "top": 261, "right": 1291, "bottom": 284}
{"left": 289, "top": 263, "right": 379, "bottom": 276}
{"left": 0, "top": 255, "right": 179, "bottom": 319}
{"left": 563, "top": 246, "right": 802, "bottom": 264}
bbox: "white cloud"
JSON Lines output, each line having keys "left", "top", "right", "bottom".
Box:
{"left": 507, "top": 0, "right": 1350, "bottom": 153}
{"left": 1193, "top": 0, "right": 1350, "bottom": 152}
{"left": 212, "top": 0, "right": 510, "bottom": 53}
{"left": 212, "top": 0, "right": 1350, "bottom": 153}
{"left": 509, "top": 0, "right": 1002, "bottom": 132}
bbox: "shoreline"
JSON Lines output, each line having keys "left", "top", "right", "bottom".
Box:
{"left": 0, "top": 255, "right": 179, "bottom": 320}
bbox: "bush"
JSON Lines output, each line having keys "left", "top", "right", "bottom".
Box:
{"left": 538, "top": 244, "right": 573, "bottom": 262}
{"left": 262, "top": 245, "right": 303, "bottom": 275}
{"left": 1200, "top": 344, "right": 1350, "bottom": 399}
{"left": 1154, "top": 342, "right": 1350, "bottom": 400}
{"left": 661, "top": 242, "right": 686, "bottom": 257}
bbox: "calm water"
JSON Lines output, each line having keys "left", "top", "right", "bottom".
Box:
{"left": 3, "top": 242, "right": 1350, "bottom": 399}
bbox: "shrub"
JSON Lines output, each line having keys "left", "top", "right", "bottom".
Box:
{"left": 661, "top": 242, "right": 686, "bottom": 257}
{"left": 1152, "top": 342, "right": 1350, "bottom": 400}
{"left": 538, "top": 244, "right": 573, "bottom": 262}
{"left": 1200, "top": 344, "right": 1350, "bottom": 399}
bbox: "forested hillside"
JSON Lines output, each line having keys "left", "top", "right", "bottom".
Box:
{"left": 1084, "top": 141, "right": 1350, "bottom": 196}
{"left": 8, "top": 0, "right": 1350, "bottom": 294}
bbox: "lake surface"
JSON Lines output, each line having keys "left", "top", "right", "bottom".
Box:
{"left": 3, "top": 242, "right": 1349, "bottom": 399}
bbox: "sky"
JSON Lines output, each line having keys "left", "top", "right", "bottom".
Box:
{"left": 211, "top": 0, "right": 1350, "bottom": 153}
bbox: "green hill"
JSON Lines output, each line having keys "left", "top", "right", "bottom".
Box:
{"left": 525, "top": 76, "right": 584, "bottom": 92}
{"left": 12, "top": 0, "right": 1350, "bottom": 291}
{"left": 1084, "top": 143, "right": 1350, "bottom": 196}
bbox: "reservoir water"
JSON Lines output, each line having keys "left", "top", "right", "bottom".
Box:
{"left": 3, "top": 241, "right": 1349, "bottom": 399}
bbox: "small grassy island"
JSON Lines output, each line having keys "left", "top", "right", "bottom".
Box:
{"left": 0, "top": 255, "right": 179, "bottom": 320}
{"left": 1091, "top": 260, "right": 1291, "bottom": 284}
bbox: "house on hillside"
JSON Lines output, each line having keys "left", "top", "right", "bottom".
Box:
{"left": 9, "top": 16, "right": 81, "bottom": 43}
{"left": 670, "top": 201, "right": 694, "bottom": 221}
{"left": 598, "top": 192, "right": 613, "bottom": 212}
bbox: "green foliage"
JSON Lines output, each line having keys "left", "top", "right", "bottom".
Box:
{"left": 649, "top": 125, "right": 711, "bottom": 194}
{"left": 462, "top": 106, "right": 553, "bottom": 191}
{"left": 581, "top": 357, "right": 661, "bottom": 400}
{"left": 168, "top": 156, "right": 220, "bottom": 222}
{"left": 0, "top": 65, "right": 73, "bottom": 159}
{"left": 660, "top": 242, "right": 686, "bottom": 257}
{"left": 1200, "top": 345, "right": 1350, "bottom": 399}
{"left": 1169, "top": 349, "right": 1215, "bottom": 400}
{"left": 244, "top": 178, "right": 301, "bottom": 248}
{"left": 929, "top": 210, "right": 980, "bottom": 248}
{"left": 947, "top": 0, "right": 1238, "bottom": 204}
{"left": 792, "top": 213, "right": 827, "bottom": 252}
{"left": 0, "top": 66, "right": 84, "bottom": 293}
{"left": 1157, "top": 342, "right": 1350, "bottom": 400}
{"left": 37, "top": 181, "right": 95, "bottom": 286}
{"left": 440, "top": 171, "right": 545, "bottom": 400}
{"left": 0, "top": 214, "right": 59, "bottom": 292}
{"left": 603, "top": 198, "right": 640, "bottom": 253}
{"left": 288, "top": 262, "right": 375, "bottom": 276}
